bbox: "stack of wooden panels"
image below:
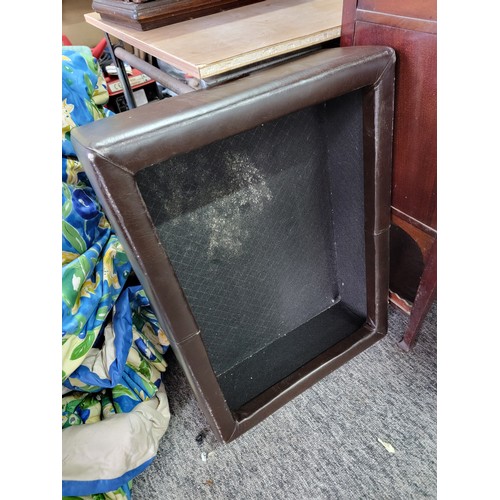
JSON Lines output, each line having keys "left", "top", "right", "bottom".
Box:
{"left": 92, "top": 0, "right": 266, "bottom": 31}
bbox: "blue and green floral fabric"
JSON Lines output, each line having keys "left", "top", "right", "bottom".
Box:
{"left": 62, "top": 46, "right": 170, "bottom": 500}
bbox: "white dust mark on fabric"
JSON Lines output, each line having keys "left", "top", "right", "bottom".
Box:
{"left": 186, "top": 151, "right": 272, "bottom": 258}
{"left": 208, "top": 152, "right": 272, "bottom": 257}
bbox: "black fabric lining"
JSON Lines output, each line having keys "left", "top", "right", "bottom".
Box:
{"left": 217, "top": 302, "right": 365, "bottom": 410}
{"left": 136, "top": 90, "right": 366, "bottom": 409}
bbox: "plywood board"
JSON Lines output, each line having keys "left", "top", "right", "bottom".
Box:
{"left": 85, "top": 0, "right": 342, "bottom": 79}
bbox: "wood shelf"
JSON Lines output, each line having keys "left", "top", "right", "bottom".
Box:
{"left": 85, "top": 0, "right": 343, "bottom": 79}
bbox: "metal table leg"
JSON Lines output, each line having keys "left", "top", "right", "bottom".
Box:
{"left": 104, "top": 33, "right": 137, "bottom": 110}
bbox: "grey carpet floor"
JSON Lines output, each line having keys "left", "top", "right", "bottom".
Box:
{"left": 132, "top": 302, "right": 437, "bottom": 500}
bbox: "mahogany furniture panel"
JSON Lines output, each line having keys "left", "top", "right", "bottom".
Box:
{"left": 357, "top": 0, "right": 436, "bottom": 22}
{"left": 341, "top": 0, "right": 437, "bottom": 347}
{"left": 354, "top": 21, "right": 437, "bottom": 229}
{"left": 398, "top": 238, "right": 436, "bottom": 351}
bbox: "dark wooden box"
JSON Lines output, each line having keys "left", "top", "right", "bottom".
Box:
{"left": 92, "top": 0, "right": 266, "bottom": 31}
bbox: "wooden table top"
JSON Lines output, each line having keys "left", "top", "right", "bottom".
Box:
{"left": 85, "top": 0, "right": 343, "bottom": 80}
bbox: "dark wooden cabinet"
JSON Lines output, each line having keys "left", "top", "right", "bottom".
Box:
{"left": 341, "top": 0, "right": 437, "bottom": 321}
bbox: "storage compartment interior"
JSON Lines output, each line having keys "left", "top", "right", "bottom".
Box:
{"left": 135, "top": 90, "right": 367, "bottom": 410}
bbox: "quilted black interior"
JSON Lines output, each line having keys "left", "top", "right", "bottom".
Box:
{"left": 136, "top": 90, "right": 367, "bottom": 410}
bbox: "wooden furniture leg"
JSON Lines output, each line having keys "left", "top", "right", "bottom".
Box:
{"left": 397, "top": 238, "right": 437, "bottom": 351}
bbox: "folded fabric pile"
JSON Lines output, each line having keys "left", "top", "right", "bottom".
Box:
{"left": 62, "top": 46, "right": 171, "bottom": 500}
